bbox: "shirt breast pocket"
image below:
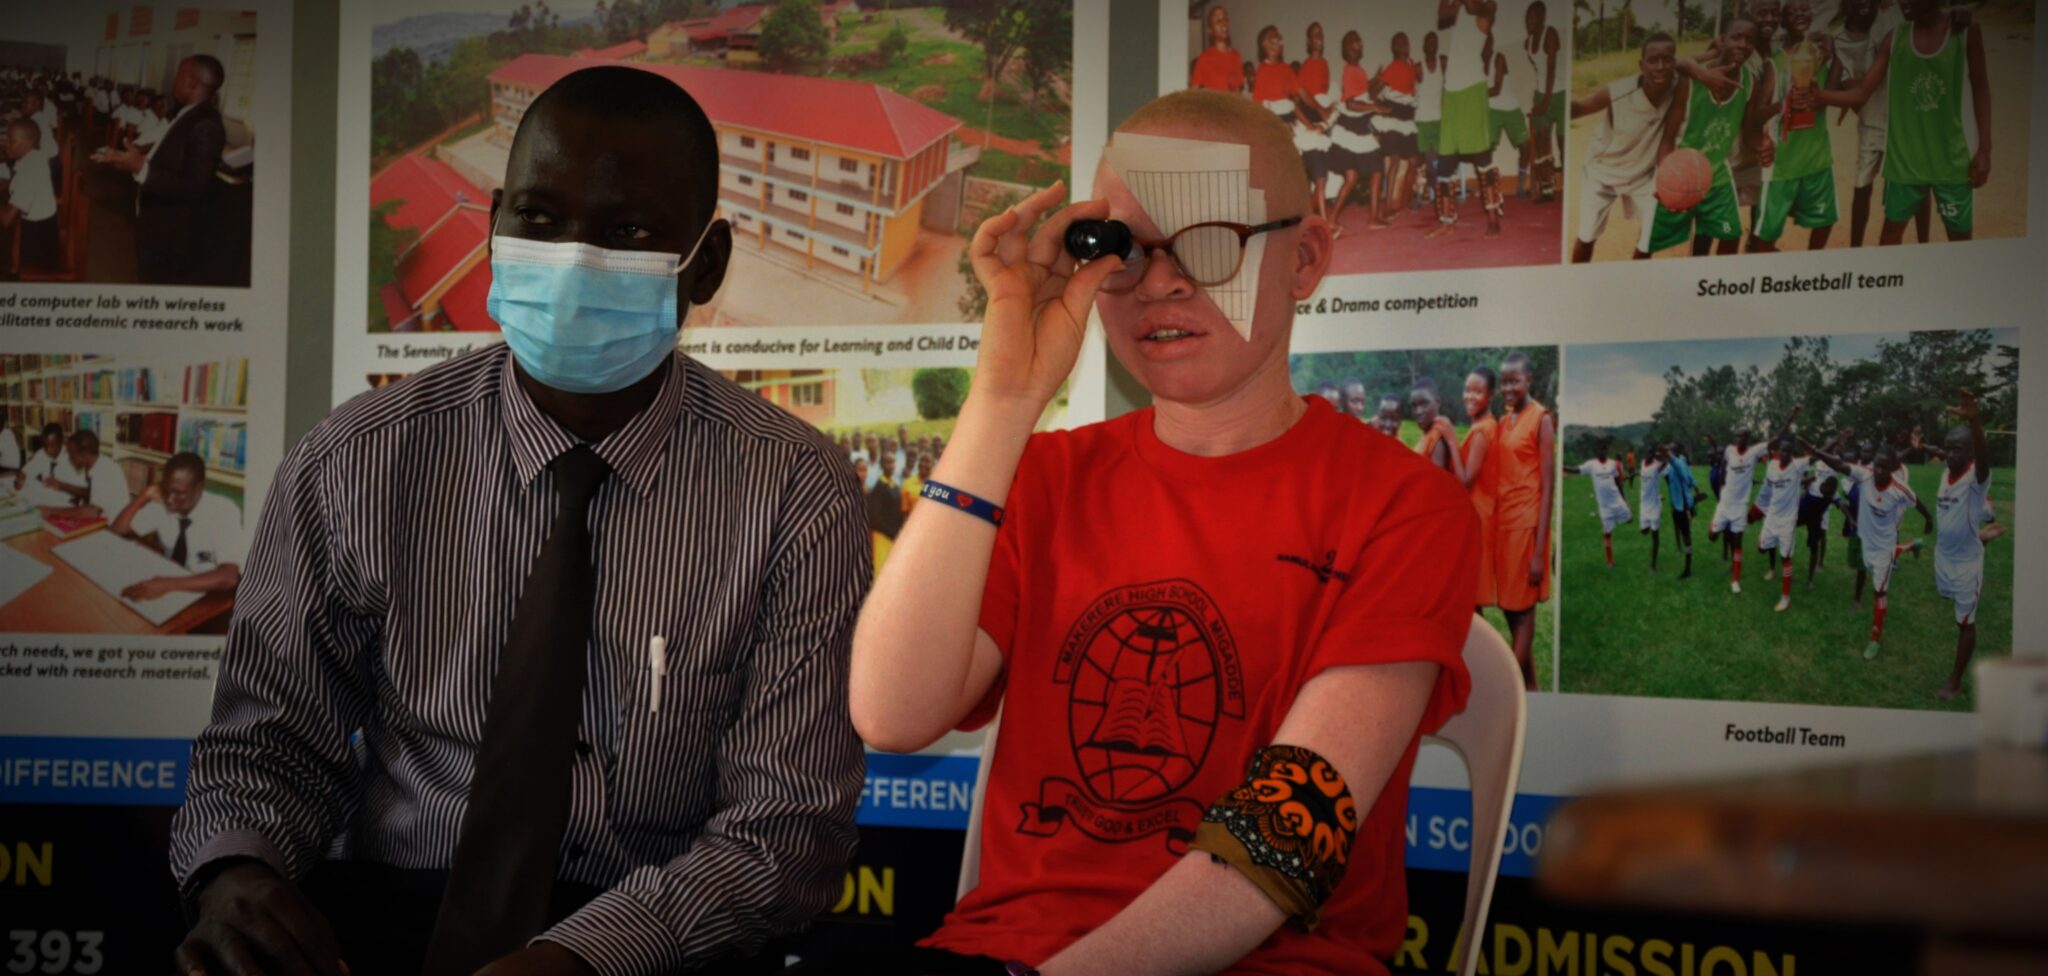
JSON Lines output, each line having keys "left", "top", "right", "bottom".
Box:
{"left": 609, "top": 664, "right": 745, "bottom": 834}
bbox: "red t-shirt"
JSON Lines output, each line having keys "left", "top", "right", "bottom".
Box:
{"left": 1252, "top": 62, "right": 1300, "bottom": 104}
{"left": 1191, "top": 46, "right": 1246, "bottom": 93}
{"left": 1298, "top": 56, "right": 1331, "bottom": 98}
{"left": 1342, "top": 63, "right": 1372, "bottom": 102}
{"left": 1378, "top": 58, "right": 1420, "bottom": 96}
{"left": 923, "top": 397, "right": 1479, "bottom": 974}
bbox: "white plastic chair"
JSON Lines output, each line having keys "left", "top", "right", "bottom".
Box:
{"left": 955, "top": 711, "right": 997, "bottom": 901}
{"left": 953, "top": 617, "right": 1527, "bottom": 976}
{"left": 1426, "top": 616, "right": 1529, "bottom": 976}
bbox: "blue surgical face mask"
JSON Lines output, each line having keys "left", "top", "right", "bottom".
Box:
{"left": 486, "top": 216, "right": 713, "bottom": 394}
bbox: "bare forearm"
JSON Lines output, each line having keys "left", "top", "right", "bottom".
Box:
{"left": 849, "top": 393, "right": 1036, "bottom": 750}
{"left": 1040, "top": 855, "right": 1283, "bottom": 976}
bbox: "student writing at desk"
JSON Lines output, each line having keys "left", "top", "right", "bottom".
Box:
{"left": 39, "top": 430, "right": 129, "bottom": 519}
{"left": 16, "top": 423, "right": 64, "bottom": 504}
{"left": 107, "top": 451, "right": 243, "bottom": 601}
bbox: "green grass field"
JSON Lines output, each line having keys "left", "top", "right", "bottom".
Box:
{"left": 1384, "top": 419, "right": 1560, "bottom": 692}
{"left": 1558, "top": 462, "right": 2017, "bottom": 711}
{"left": 824, "top": 9, "right": 1069, "bottom": 152}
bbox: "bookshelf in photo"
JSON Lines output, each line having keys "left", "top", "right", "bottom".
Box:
{"left": 0, "top": 353, "right": 250, "bottom": 499}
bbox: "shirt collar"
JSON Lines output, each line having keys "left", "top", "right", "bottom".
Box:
{"left": 497, "top": 344, "right": 689, "bottom": 499}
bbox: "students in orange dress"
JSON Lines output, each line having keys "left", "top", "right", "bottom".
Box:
{"left": 1190, "top": 4, "right": 1246, "bottom": 94}
{"left": 1410, "top": 379, "right": 1462, "bottom": 478}
{"left": 1492, "top": 352, "right": 1554, "bottom": 691}
{"left": 1458, "top": 366, "right": 1501, "bottom": 610}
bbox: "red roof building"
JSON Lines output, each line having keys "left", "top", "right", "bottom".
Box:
{"left": 488, "top": 54, "right": 973, "bottom": 289}
{"left": 573, "top": 39, "right": 647, "bottom": 61}
{"left": 368, "top": 155, "right": 494, "bottom": 332}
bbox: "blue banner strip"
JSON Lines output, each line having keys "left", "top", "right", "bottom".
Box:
{"left": 1404, "top": 786, "right": 1567, "bottom": 878}
{"left": 0, "top": 736, "right": 192, "bottom": 806}
{"left": 858, "top": 753, "right": 979, "bottom": 830}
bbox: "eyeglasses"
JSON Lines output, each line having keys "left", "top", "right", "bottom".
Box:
{"left": 1091, "top": 216, "right": 1304, "bottom": 293}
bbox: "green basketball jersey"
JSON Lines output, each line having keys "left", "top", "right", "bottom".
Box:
{"left": 1771, "top": 51, "right": 1835, "bottom": 181}
{"left": 1883, "top": 22, "right": 1971, "bottom": 185}
{"left": 1678, "top": 64, "right": 1754, "bottom": 186}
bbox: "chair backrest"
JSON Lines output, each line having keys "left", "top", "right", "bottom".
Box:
{"left": 953, "top": 618, "right": 1528, "bottom": 976}
{"left": 1423, "top": 616, "right": 1529, "bottom": 976}
{"left": 955, "top": 712, "right": 999, "bottom": 902}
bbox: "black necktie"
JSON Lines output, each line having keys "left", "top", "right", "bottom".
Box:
{"left": 423, "top": 447, "right": 610, "bottom": 975}
{"left": 169, "top": 516, "right": 190, "bottom": 566}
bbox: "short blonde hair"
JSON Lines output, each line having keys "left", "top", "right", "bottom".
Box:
{"left": 1114, "top": 90, "right": 1309, "bottom": 215}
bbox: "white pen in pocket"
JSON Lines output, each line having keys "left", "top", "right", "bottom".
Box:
{"left": 648, "top": 635, "right": 668, "bottom": 714}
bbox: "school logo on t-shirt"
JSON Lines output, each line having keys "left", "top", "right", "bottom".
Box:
{"left": 1910, "top": 71, "right": 1947, "bottom": 112}
{"left": 1020, "top": 579, "right": 1246, "bottom": 854}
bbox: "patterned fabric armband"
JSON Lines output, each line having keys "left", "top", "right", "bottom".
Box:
{"left": 1189, "top": 743, "right": 1359, "bottom": 931}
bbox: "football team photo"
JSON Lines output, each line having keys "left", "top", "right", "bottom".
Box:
{"left": 1558, "top": 329, "right": 2019, "bottom": 711}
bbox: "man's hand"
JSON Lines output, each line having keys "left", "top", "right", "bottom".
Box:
{"left": 474, "top": 943, "right": 600, "bottom": 976}
{"left": 1754, "top": 135, "right": 1778, "bottom": 168}
{"left": 123, "top": 576, "right": 177, "bottom": 601}
{"left": 173, "top": 862, "right": 347, "bottom": 976}
{"left": 1431, "top": 416, "right": 1457, "bottom": 439}
{"left": 967, "top": 180, "right": 1125, "bottom": 416}
{"left": 1528, "top": 553, "right": 1544, "bottom": 588}
{"left": 100, "top": 141, "right": 145, "bottom": 174}
{"left": 1948, "top": 389, "right": 1979, "bottom": 421}
{"left": 1971, "top": 144, "right": 1990, "bottom": 188}
{"left": 139, "top": 482, "right": 163, "bottom": 503}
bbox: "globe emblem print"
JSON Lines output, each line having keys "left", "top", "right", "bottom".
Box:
{"left": 1067, "top": 604, "right": 1221, "bottom": 805}
{"left": 1911, "top": 72, "right": 1946, "bottom": 112}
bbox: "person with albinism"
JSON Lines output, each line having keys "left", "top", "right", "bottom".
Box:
{"left": 169, "top": 67, "right": 869, "bottom": 976}
{"left": 108, "top": 451, "right": 245, "bottom": 601}
{"left": 836, "top": 89, "right": 1480, "bottom": 975}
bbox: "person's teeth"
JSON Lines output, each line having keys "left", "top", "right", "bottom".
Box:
{"left": 1146, "top": 329, "right": 1191, "bottom": 341}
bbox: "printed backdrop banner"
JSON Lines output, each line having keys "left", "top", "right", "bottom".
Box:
{"left": 0, "top": 1, "right": 295, "bottom": 970}
{"left": 2, "top": 0, "right": 2045, "bottom": 971}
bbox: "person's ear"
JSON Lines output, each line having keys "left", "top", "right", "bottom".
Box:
{"left": 682, "top": 218, "right": 733, "bottom": 307}
{"left": 1290, "top": 214, "right": 1334, "bottom": 301}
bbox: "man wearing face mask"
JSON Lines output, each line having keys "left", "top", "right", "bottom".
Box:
{"left": 169, "top": 68, "right": 868, "bottom": 976}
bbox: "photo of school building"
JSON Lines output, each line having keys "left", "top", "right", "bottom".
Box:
{"left": 487, "top": 53, "right": 970, "bottom": 295}
{"left": 367, "top": 153, "right": 491, "bottom": 332}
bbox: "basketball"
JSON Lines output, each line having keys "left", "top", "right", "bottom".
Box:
{"left": 1656, "top": 148, "right": 1714, "bottom": 213}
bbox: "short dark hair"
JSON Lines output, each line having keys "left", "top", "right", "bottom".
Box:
{"left": 1469, "top": 365, "right": 1498, "bottom": 393}
{"left": 515, "top": 67, "right": 719, "bottom": 219}
{"left": 40, "top": 422, "right": 62, "bottom": 438}
{"left": 164, "top": 451, "right": 207, "bottom": 481}
{"left": 1502, "top": 351, "right": 1535, "bottom": 377}
{"left": 185, "top": 54, "right": 225, "bottom": 91}
{"left": 9, "top": 118, "right": 40, "bottom": 148}
{"left": 67, "top": 429, "right": 100, "bottom": 454}
{"left": 1643, "top": 31, "right": 1676, "bottom": 53}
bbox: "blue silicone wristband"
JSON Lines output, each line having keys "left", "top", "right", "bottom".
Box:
{"left": 919, "top": 479, "right": 1006, "bottom": 527}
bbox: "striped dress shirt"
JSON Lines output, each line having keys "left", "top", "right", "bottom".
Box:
{"left": 169, "top": 344, "right": 871, "bottom": 975}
